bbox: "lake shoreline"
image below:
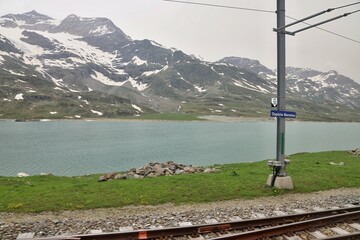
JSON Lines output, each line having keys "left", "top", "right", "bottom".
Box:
{"left": 2, "top": 115, "right": 354, "bottom": 123}
{"left": 1, "top": 116, "right": 274, "bottom": 123}
{"left": 3, "top": 113, "right": 360, "bottom": 123}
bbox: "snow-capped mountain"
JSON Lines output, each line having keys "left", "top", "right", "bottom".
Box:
{"left": 0, "top": 11, "right": 359, "bottom": 121}
{"left": 286, "top": 67, "right": 360, "bottom": 109}
{"left": 219, "top": 57, "right": 360, "bottom": 109}
{"left": 217, "top": 56, "right": 276, "bottom": 80}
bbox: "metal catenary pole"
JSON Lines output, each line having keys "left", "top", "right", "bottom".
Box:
{"left": 276, "top": 0, "right": 287, "bottom": 176}
{"left": 273, "top": 1, "right": 358, "bottom": 178}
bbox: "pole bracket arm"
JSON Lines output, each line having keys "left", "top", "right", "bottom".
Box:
{"left": 272, "top": 28, "right": 295, "bottom": 35}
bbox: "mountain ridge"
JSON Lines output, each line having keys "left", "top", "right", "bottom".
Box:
{"left": 0, "top": 11, "right": 359, "bottom": 121}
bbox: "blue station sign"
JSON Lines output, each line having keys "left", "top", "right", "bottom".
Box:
{"left": 270, "top": 110, "right": 296, "bottom": 118}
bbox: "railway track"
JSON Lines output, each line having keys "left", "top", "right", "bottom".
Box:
{"left": 19, "top": 206, "right": 360, "bottom": 240}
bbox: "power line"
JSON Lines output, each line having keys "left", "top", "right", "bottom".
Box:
{"left": 275, "top": 2, "right": 360, "bottom": 31}
{"left": 164, "top": 0, "right": 360, "bottom": 44}
{"left": 350, "top": 9, "right": 360, "bottom": 14}
{"left": 286, "top": 9, "right": 360, "bottom": 35}
{"left": 163, "top": 0, "right": 274, "bottom": 14}
{"left": 334, "top": 1, "right": 360, "bottom": 10}
{"left": 285, "top": 14, "right": 360, "bottom": 44}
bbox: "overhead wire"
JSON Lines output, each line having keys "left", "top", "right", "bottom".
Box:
{"left": 164, "top": 0, "right": 360, "bottom": 44}
{"left": 286, "top": 8, "right": 360, "bottom": 35}
{"left": 163, "top": 0, "right": 274, "bottom": 14}
{"left": 333, "top": 1, "right": 360, "bottom": 10}
{"left": 285, "top": 12, "right": 360, "bottom": 44}
{"left": 349, "top": 9, "right": 360, "bottom": 14}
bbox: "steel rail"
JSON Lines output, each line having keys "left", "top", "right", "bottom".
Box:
{"left": 210, "top": 210, "right": 360, "bottom": 240}
{"left": 32, "top": 206, "right": 360, "bottom": 240}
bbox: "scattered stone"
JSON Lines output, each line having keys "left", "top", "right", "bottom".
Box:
{"left": 114, "top": 174, "right": 126, "bottom": 180}
{"left": 98, "top": 172, "right": 117, "bottom": 182}
{"left": 40, "top": 173, "right": 52, "bottom": 176}
{"left": 178, "top": 222, "right": 193, "bottom": 226}
{"left": 349, "top": 148, "right": 360, "bottom": 155}
{"left": 17, "top": 172, "right": 29, "bottom": 177}
{"left": 173, "top": 169, "right": 183, "bottom": 175}
{"left": 98, "top": 162, "right": 220, "bottom": 181}
{"left": 204, "top": 219, "right": 218, "bottom": 224}
{"left": 119, "top": 226, "right": 133, "bottom": 232}
{"left": 274, "top": 211, "right": 287, "bottom": 216}
{"left": 329, "top": 162, "right": 344, "bottom": 166}
{"left": 16, "top": 232, "right": 34, "bottom": 239}
{"left": 133, "top": 174, "right": 144, "bottom": 179}
{"left": 292, "top": 209, "right": 306, "bottom": 214}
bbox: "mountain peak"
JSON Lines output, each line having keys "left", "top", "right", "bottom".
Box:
{"left": 1, "top": 10, "right": 53, "bottom": 26}
{"left": 327, "top": 70, "right": 338, "bottom": 75}
{"left": 23, "top": 10, "right": 48, "bottom": 17}
{"left": 48, "top": 14, "right": 131, "bottom": 51}
{"left": 52, "top": 14, "right": 130, "bottom": 39}
{"left": 217, "top": 56, "right": 274, "bottom": 76}
{"left": 65, "top": 14, "right": 79, "bottom": 19}
{"left": 286, "top": 67, "right": 323, "bottom": 79}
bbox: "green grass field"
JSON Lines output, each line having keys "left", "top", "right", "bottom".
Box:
{"left": 0, "top": 151, "right": 359, "bottom": 213}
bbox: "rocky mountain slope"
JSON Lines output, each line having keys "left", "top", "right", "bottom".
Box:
{"left": 1, "top": 11, "right": 359, "bottom": 121}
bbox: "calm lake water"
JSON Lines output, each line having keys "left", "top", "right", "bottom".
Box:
{"left": 0, "top": 120, "right": 359, "bottom": 176}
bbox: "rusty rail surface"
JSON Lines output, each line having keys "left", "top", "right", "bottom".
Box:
{"left": 31, "top": 206, "right": 360, "bottom": 240}
{"left": 211, "top": 210, "right": 360, "bottom": 239}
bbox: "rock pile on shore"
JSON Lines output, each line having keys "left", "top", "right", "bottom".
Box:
{"left": 349, "top": 148, "right": 360, "bottom": 155}
{"left": 98, "top": 161, "right": 220, "bottom": 182}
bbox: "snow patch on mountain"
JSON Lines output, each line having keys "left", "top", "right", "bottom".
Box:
{"left": 142, "top": 70, "right": 157, "bottom": 76}
{"left": 91, "top": 70, "right": 148, "bottom": 91}
{"left": 1, "top": 25, "right": 127, "bottom": 75}
{"left": 15, "top": 93, "right": 24, "bottom": 100}
{"left": 233, "top": 79, "right": 270, "bottom": 93}
{"left": 150, "top": 40, "right": 163, "bottom": 48}
{"left": 89, "top": 25, "right": 114, "bottom": 36}
{"left": 132, "top": 56, "right": 147, "bottom": 66}
{"left": 142, "top": 69, "right": 161, "bottom": 76}
{"left": 194, "top": 85, "right": 206, "bottom": 93}
{"left": 5, "top": 69, "right": 26, "bottom": 76}
{"left": 44, "top": 58, "right": 76, "bottom": 69}
{"left": 40, "top": 31, "right": 116, "bottom": 66}
{"left": 128, "top": 78, "right": 148, "bottom": 91}
{"left": 91, "top": 110, "right": 103, "bottom": 116}
{"left": 309, "top": 71, "right": 339, "bottom": 88}
{"left": 150, "top": 40, "right": 176, "bottom": 52}
{"left": 0, "top": 26, "right": 44, "bottom": 54}
{"left": 131, "top": 104, "right": 143, "bottom": 112}
{"left": 23, "top": 54, "right": 42, "bottom": 66}
{"left": 261, "top": 72, "right": 276, "bottom": 80}
{"left": 142, "top": 65, "right": 168, "bottom": 76}
{"left": 91, "top": 70, "right": 125, "bottom": 86}
{"left": 210, "top": 66, "right": 224, "bottom": 76}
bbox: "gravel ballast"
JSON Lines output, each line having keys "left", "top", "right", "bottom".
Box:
{"left": 1, "top": 188, "right": 360, "bottom": 239}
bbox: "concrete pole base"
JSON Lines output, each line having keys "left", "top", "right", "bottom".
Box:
{"left": 266, "top": 174, "right": 294, "bottom": 189}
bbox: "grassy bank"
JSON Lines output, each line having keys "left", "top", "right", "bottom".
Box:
{"left": 0, "top": 151, "right": 359, "bottom": 213}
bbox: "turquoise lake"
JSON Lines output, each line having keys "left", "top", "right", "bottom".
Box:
{"left": 0, "top": 120, "right": 359, "bottom": 176}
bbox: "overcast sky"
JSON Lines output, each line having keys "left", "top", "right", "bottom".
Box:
{"left": 1, "top": 0, "right": 359, "bottom": 82}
